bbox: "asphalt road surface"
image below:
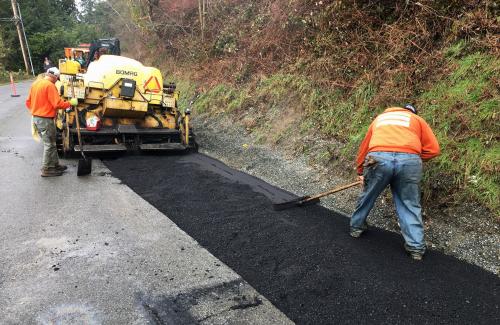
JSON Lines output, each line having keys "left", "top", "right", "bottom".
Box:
{"left": 106, "top": 153, "right": 500, "bottom": 325}
{"left": 2, "top": 80, "right": 498, "bottom": 324}
{"left": 0, "top": 81, "right": 291, "bottom": 324}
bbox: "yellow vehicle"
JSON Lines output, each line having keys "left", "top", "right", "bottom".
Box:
{"left": 56, "top": 38, "right": 196, "bottom": 155}
{"left": 62, "top": 46, "right": 89, "bottom": 73}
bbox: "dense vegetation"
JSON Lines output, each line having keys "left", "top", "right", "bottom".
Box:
{"left": 1, "top": 1, "right": 498, "bottom": 216}
{"left": 134, "top": 0, "right": 499, "bottom": 215}
{"left": 0, "top": 0, "right": 119, "bottom": 78}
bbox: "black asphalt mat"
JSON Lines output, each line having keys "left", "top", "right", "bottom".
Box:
{"left": 105, "top": 154, "right": 499, "bottom": 325}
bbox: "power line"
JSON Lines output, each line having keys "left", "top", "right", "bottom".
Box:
{"left": 17, "top": 2, "right": 35, "bottom": 75}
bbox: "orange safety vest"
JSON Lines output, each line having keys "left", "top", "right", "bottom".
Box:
{"left": 25, "top": 79, "right": 70, "bottom": 118}
{"left": 356, "top": 107, "right": 440, "bottom": 175}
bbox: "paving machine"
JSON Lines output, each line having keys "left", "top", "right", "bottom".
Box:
{"left": 56, "top": 38, "right": 196, "bottom": 155}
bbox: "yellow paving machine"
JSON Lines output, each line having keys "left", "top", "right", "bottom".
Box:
{"left": 56, "top": 38, "right": 195, "bottom": 155}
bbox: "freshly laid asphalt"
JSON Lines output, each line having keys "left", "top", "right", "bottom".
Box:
{"left": 106, "top": 154, "right": 500, "bottom": 325}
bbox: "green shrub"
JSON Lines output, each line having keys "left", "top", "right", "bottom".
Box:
{"left": 0, "top": 69, "right": 31, "bottom": 85}
{"left": 419, "top": 52, "right": 499, "bottom": 211}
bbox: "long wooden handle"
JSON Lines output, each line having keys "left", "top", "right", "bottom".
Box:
{"left": 304, "top": 180, "right": 362, "bottom": 202}
{"left": 71, "top": 77, "right": 85, "bottom": 159}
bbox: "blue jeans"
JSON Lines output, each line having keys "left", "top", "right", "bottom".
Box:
{"left": 350, "top": 152, "right": 425, "bottom": 253}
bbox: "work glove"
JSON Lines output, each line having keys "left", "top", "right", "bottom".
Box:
{"left": 31, "top": 116, "right": 40, "bottom": 143}
{"left": 69, "top": 98, "right": 78, "bottom": 106}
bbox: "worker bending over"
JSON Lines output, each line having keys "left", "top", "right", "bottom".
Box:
{"left": 26, "top": 67, "right": 75, "bottom": 177}
{"left": 350, "top": 104, "right": 440, "bottom": 260}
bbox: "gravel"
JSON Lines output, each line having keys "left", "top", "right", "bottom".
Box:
{"left": 193, "top": 113, "right": 499, "bottom": 276}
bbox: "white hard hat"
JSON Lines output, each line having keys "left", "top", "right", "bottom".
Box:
{"left": 46, "top": 67, "right": 60, "bottom": 77}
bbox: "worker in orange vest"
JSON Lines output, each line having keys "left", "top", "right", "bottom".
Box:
{"left": 26, "top": 67, "right": 76, "bottom": 177}
{"left": 350, "top": 104, "right": 440, "bottom": 260}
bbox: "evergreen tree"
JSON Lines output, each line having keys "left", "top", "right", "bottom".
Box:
{"left": 0, "top": 0, "right": 105, "bottom": 73}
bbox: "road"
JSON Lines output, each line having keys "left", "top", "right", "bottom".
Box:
{"left": 1, "top": 80, "right": 499, "bottom": 325}
{"left": 106, "top": 154, "right": 500, "bottom": 324}
{"left": 0, "top": 81, "right": 291, "bottom": 324}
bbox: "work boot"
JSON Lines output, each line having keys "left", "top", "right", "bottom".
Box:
{"left": 404, "top": 244, "right": 424, "bottom": 261}
{"left": 408, "top": 252, "right": 423, "bottom": 261}
{"left": 55, "top": 164, "right": 67, "bottom": 171}
{"left": 349, "top": 229, "right": 364, "bottom": 238}
{"left": 41, "top": 167, "right": 63, "bottom": 177}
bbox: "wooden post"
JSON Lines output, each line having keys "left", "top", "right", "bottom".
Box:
{"left": 198, "top": 0, "right": 205, "bottom": 41}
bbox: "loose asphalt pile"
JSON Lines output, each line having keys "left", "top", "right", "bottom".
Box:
{"left": 105, "top": 154, "right": 499, "bottom": 325}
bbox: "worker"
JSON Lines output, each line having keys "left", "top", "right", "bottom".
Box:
{"left": 75, "top": 52, "right": 85, "bottom": 66}
{"left": 43, "top": 57, "right": 52, "bottom": 71}
{"left": 25, "top": 67, "right": 76, "bottom": 177}
{"left": 349, "top": 104, "right": 440, "bottom": 261}
{"left": 93, "top": 48, "right": 108, "bottom": 61}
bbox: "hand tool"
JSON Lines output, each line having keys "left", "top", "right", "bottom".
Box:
{"left": 71, "top": 77, "right": 92, "bottom": 176}
{"left": 272, "top": 180, "right": 362, "bottom": 211}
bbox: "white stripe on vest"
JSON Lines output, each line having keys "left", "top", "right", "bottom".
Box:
{"left": 375, "top": 112, "right": 411, "bottom": 128}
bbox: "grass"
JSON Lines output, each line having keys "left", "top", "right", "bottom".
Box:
{"left": 419, "top": 52, "right": 499, "bottom": 212}
{"left": 173, "top": 48, "right": 499, "bottom": 215}
{"left": 193, "top": 84, "right": 240, "bottom": 114}
{"left": 0, "top": 70, "right": 31, "bottom": 85}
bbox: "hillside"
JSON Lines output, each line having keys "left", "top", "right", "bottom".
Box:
{"left": 2, "top": 1, "right": 497, "bottom": 215}
{"left": 124, "top": 0, "right": 499, "bottom": 218}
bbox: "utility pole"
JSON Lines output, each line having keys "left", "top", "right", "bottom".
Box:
{"left": 11, "top": 0, "right": 31, "bottom": 74}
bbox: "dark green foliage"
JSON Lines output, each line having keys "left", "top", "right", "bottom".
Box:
{"left": 0, "top": 0, "right": 114, "bottom": 73}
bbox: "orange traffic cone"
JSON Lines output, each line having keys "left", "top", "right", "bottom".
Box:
{"left": 10, "top": 72, "right": 20, "bottom": 97}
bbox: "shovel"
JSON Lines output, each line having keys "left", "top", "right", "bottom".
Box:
{"left": 70, "top": 77, "right": 92, "bottom": 176}
{"left": 272, "top": 180, "right": 362, "bottom": 211}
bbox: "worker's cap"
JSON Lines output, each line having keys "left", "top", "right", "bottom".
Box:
{"left": 46, "top": 67, "right": 60, "bottom": 77}
{"left": 403, "top": 104, "right": 417, "bottom": 114}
